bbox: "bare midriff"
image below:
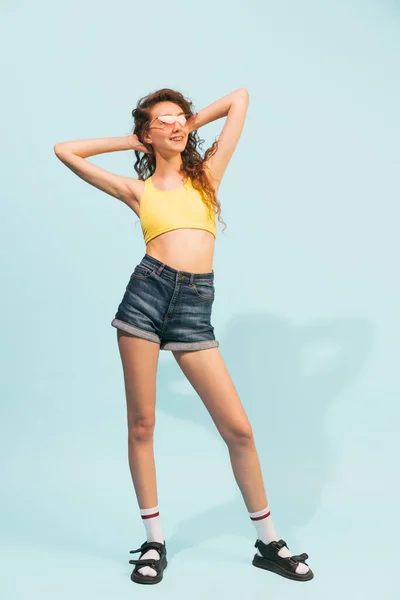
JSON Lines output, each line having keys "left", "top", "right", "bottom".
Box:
{"left": 145, "top": 228, "right": 215, "bottom": 274}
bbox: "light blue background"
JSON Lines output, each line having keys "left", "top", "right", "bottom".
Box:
{"left": 1, "top": 0, "right": 399, "bottom": 598}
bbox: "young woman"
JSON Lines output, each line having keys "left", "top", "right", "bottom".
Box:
{"left": 54, "top": 87, "right": 314, "bottom": 585}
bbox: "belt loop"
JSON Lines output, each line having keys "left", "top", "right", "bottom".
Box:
{"left": 189, "top": 273, "right": 194, "bottom": 284}
{"left": 156, "top": 264, "right": 164, "bottom": 275}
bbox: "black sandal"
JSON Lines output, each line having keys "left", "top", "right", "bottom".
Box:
{"left": 129, "top": 540, "right": 168, "bottom": 585}
{"left": 252, "top": 539, "right": 314, "bottom": 581}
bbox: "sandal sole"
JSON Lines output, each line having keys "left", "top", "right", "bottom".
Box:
{"left": 131, "top": 558, "right": 168, "bottom": 585}
{"left": 252, "top": 554, "right": 314, "bottom": 581}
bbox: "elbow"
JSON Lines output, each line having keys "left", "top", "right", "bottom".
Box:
{"left": 233, "top": 88, "right": 249, "bottom": 105}
{"left": 54, "top": 143, "right": 71, "bottom": 155}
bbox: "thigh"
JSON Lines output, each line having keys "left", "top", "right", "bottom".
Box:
{"left": 172, "top": 347, "right": 252, "bottom": 441}
{"left": 117, "top": 329, "right": 160, "bottom": 429}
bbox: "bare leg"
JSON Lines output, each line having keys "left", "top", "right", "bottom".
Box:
{"left": 228, "top": 439, "right": 268, "bottom": 513}
{"left": 172, "top": 347, "right": 313, "bottom": 580}
{"left": 117, "top": 329, "right": 161, "bottom": 509}
{"left": 173, "top": 347, "right": 268, "bottom": 512}
{"left": 117, "top": 330, "right": 164, "bottom": 580}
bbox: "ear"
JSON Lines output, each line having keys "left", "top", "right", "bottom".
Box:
{"left": 143, "top": 132, "right": 152, "bottom": 145}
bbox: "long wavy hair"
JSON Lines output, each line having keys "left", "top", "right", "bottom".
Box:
{"left": 131, "top": 88, "right": 227, "bottom": 233}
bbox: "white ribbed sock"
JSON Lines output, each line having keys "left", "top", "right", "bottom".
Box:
{"left": 137, "top": 505, "right": 164, "bottom": 578}
{"left": 249, "top": 506, "right": 309, "bottom": 575}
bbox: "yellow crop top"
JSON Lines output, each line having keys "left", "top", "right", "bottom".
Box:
{"left": 139, "top": 176, "right": 217, "bottom": 245}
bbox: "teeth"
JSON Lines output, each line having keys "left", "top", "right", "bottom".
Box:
{"left": 171, "top": 137, "right": 183, "bottom": 141}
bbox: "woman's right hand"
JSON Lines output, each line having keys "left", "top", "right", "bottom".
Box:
{"left": 127, "top": 134, "right": 153, "bottom": 154}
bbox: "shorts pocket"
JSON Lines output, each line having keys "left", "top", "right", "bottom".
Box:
{"left": 131, "top": 263, "right": 157, "bottom": 280}
{"left": 191, "top": 281, "right": 215, "bottom": 301}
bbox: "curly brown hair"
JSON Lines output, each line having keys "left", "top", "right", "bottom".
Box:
{"left": 131, "top": 88, "right": 227, "bottom": 233}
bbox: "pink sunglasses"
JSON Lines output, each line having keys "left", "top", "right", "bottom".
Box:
{"left": 150, "top": 114, "right": 189, "bottom": 128}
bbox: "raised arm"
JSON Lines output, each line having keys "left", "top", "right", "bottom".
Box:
{"left": 53, "top": 135, "right": 148, "bottom": 209}
{"left": 187, "top": 88, "right": 250, "bottom": 186}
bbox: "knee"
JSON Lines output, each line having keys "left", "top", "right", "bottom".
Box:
{"left": 128, "top": 416, "right": 155, "bottom": 442}
{"left": 222, "top": 422, "right": 255, "bottom": 449}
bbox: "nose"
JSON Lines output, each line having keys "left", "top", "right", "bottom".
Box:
{"left": 172, "top": 120, "right": 183, "bottom": 132}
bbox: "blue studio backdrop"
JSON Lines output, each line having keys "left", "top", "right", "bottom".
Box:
{"left": 1, "top": 0, "right": 398, "bottom": 598}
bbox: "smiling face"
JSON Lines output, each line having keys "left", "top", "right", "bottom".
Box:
{"left": 144, "top": 101, "right": 189, "bottom": 154}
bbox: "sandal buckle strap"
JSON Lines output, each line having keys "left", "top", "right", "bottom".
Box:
{"left": 129, "top": 558, "right": 158, "bottom": 568}
{"left": 129, "top": 541, "right": 165, "bottom": 555}
{"left": 290, "top": 552, "right": 309, "bottom": 564}
{"left": 254, "top": 538, "right": 288, "bottom": 551}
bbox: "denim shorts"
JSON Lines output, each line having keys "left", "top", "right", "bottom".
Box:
{"left": 111, "top": 254, "right": 219, "bottom": 351}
